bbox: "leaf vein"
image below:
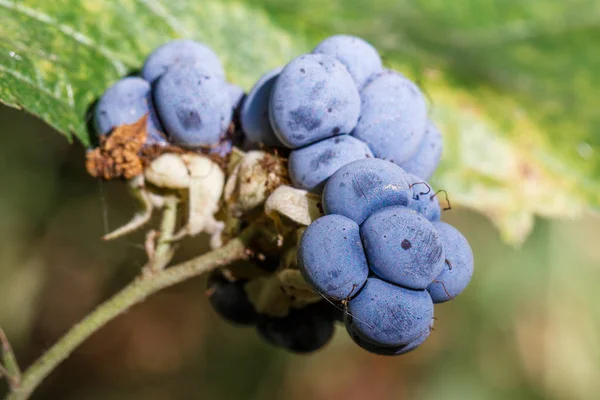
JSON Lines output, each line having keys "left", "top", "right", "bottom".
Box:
{"left": 0, "top": 0, "right": 129, "bottom": 75}
{"left": 135, "top": 0, "right": 189, "bottom": 37}
{"left": 0, "top": 63, "right": 71, "bottom": 107}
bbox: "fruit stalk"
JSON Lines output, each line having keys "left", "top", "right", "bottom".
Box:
{"left": 146, "top": 195, "right": 179, "bottom": 273}
{"left": 6, "top": 227, "right": 256, "bottom": 400}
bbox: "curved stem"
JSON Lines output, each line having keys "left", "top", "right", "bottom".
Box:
{"left": 0, "top": 328, "right": 21, "bottom": 389}
{"left": 6, "top": 228, "right": 254, "bottom": 400}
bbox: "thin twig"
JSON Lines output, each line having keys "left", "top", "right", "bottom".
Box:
{"left": 0, "top": 363, "right": 9, "bottom": 378}
{"left": 6, "top": 227, "right": 256, "bottom": 400}
{"left": 0, "top": 365, "right": 18, "bottom": 390}
{"left": 0, "top": 327, "right": 21, "bottom": 389}
{"left": 145, "top": 195, "right": 179, "bottom": 273}
{"left": 153, "top": 196, "right": 179, "bottom": 268}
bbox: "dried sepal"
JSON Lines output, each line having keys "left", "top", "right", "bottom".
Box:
{"left": 264, "top": 185, "right": 322, "bottom": 230}
{"left": 175, "top": 154, "right": 225, "bottom": 246}
{"left": 105, "top": 151, "right": 228, "bottom": 244}
{"left": 144, "top": 153, "right": 190, "bottom": 189}
{"left": 86, "top": 116, "right": 148, "bottom": 180}
{"left": 224, "top": 150, "right": 288, "bottom": 215}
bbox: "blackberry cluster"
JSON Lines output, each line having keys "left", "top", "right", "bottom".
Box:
{"left": 93, "top": 35, "right": 473, "bottom": 355}
{"left": 94, "top": 39, "right": 241, "bottom": 154}
{"left": 300, "top": 158, "right": 474, "bottom": 355}
{"left": 241, "top": 35, "right": 442, "bottom": 191}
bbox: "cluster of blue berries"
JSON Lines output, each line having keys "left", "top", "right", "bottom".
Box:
{"left": 299, "top": 158, "right": 474, "bottom": 355}
{"left": 239, "top": 34, "right": 472, "bottom": 355}
{"left": 93, "top": 34, "right": 474, "bottom": 355}
{"left": 94, "top": 39, "right": 243, "bottom": 153}
{"left": 241, "top": 35, "right": 442, "bottom": 190}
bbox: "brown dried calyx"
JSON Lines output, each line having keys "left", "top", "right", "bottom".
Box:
{"left": 86, "top": 116, "right": 149, "bottom": 180}
{"left": 86, "top": 117, "right": 235, "bottom": 180}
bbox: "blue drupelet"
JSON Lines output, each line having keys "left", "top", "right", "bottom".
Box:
{"left": 298, "top": 214, "right": 369, "bottom": 301}
{"left": 288, "top": 135, "right": 373, "bottom": 193}
{"left": 360, "top": 205, "right": 445, "bottom": 289}
{"left": 270, "top": 53, "right": 361, "bottom": 148}
{"left": 322, "top": 158, "right": 412, "bottom": 225}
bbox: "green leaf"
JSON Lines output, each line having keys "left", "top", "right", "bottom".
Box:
{"left": 0, "top": 0, "right": 598, "bottom": 243}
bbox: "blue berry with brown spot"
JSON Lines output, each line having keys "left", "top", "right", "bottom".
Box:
{"left": 360, "top": 205, "right": 445, "bottom": 289}
{"left": 322, "top": 158, "right": 412, "bottom": 225}
{"left": 270, "top": 53, "right": 361, "bottom": 148}
{"left": 288, "top": 135, "right": 373, "bottom": 193}
{"left": 153, "top": 63, "right": 232, "bottom": 148}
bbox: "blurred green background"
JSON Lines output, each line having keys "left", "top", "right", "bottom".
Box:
{"left": 1, "top": 0, "right": 599, "bottom": 399}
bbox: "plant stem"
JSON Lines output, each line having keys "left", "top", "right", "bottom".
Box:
{"left": 6, "top": 228, "right": 254, "bottom": 400}
{"left": 148, "top": 195, "right": 179, "bottom": 271}
{"left": 0, "top": 328, "right": 21, "bottom": 389}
